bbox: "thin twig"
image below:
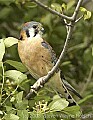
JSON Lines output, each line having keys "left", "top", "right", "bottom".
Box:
{"left": 61, "top": 10, "right": 69, "bottom": 33}
{"left": 80, "top": 66, "right": 93, "bottom": 95}
{"left": 1, "top": 85, "right": 19, "bottom": 106}
{"left": 31, "top": 0, "right": 73, "bottom": 21}
{"left": 72, "top": 0, "right": 83, "bottom": 21}
{"left": 63, "top": 19, "right": 69, "bottom": 33}
{"left": 26, "top": 0, "right": 83, "bottom": 99}
{"left": 75, "top": 15, "right": 83, "bottom": 23}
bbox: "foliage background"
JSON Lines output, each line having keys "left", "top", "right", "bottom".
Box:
{"left": 0, "top": 0, "right": 93, "bottom": 120}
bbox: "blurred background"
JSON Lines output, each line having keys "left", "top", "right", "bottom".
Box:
{"left": 0, "top": 0, "right": 93, "bottom": 118}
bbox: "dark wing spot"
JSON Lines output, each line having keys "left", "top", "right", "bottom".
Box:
{"left": 41, "top": 41, "right": 57, "bottom": 65}
{"left": 26, "top": 29, "right": 30, "bottom": 37}
{"left": 41, "top": 41, "right": 49, "bottom": 49}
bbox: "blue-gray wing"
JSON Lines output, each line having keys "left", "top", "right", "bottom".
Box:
{"left": 41, "top": 41, "right": 57, "bottom": 65}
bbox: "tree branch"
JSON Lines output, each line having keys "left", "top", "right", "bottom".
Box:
{"left": 72, "top": 0, "right": 83, "bottom": 21}
{"left": 31, "top": 0, "right": 73, "bottom": 21}
{"left": 26, "top": 0, "right": 83, "bottom": 99}
{"left": 75, "top": 15, "right": 83, "bottom": 23}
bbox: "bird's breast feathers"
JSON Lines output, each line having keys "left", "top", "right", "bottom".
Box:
{"left": 18, "top": 37, "right": 53, "bottom": 79}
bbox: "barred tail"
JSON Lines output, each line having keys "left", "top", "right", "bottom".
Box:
{"left": 61, "top": 81, "right": 78, "bottom": 106}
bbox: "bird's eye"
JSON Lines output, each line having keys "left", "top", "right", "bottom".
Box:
{"left": 32, "top": 25, "right": 37, "bottom": 29}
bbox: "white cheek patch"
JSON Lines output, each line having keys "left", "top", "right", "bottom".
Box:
{"left": 27, "top": 28, "right": 42, "bottom": 40}
{"left": 28, "top": 28, "right": 35, "bottom": 39}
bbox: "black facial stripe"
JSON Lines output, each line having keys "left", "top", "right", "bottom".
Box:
{"left": 26, "top": 29, "right": 30, "bottom": 37}
{"left": 19, "top": 35, "right": 23, "bottom": 40}
{"left": 34, "top": 29, "right": 38, "bottom": 37}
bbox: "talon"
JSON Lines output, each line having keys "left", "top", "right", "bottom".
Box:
{"left": 40, "top": 85, "right": 43, "bottom": 88}
{"left": 30, "top": 86, "right": 37, "bottom": 94}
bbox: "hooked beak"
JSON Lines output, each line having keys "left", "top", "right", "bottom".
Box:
{"left": 40, "top": 27, "right": 44, "bottom": 33}
{"left": 37, "top": 23, "right": 44, "bottom": 33}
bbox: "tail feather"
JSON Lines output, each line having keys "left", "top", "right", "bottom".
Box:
{"left": 60, "top": 70, "right": 82, "bottom": 105}
{"left": 63, "top": 79, "right": 82, "bottom": 99}
{"left": 61, "top": 81, "right": 78, "bottom": 106}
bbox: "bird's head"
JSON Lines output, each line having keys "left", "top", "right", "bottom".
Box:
{"left": 19, "top": 21, "right": 44, "bottom": 41}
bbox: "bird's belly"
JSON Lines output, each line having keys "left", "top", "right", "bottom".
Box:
{"left": 27, "top": 58, "right": 52, "bottom": 79}
{"left": 18, "top": 40, "right": 53, "bottom": 79}
{"left": 18, "top": 50, "right": 52, "bottom": 79}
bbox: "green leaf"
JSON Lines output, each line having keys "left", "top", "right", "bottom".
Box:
{"left": 15, "top": 99, "right": 28, "bottom": 110}
{"left": 16, "top": 91, "right": 23, "bottom": 103}
{"left": 62, "top": 3, "right": 67, "bottom": 10}
{"left": 5, "top": 60, "right": 27, "bottom": 72}
{"left": 63, "top": 105, "right": 81, "bottom": 118}
{"left": 53, "top": 95, "right": 61, "bottom": 100}
{"left": 80, "top": 7, "right": 91, "bottom": 20}
{"left": 49, "top": 95, "right": 69, "bottom": 111}
{"left": 84, "top": 10, "right": 91, "bottom": 20}
{"left": 4, "top": 37, "right": 18, "bottom": 48}
{"left": 4, "top": 70, "right": 27, "bottom": 84}
{"left": 17, "top": 110, "right": 28, "bottom": 120}
{"left": 80, "top": 7, "right": 86, "bottom": 12}
{"left": 51, "top": 3, "right": 62, "bottom": 13}
{"left": 4, "top": 114, "right": 19, "bottom": 120}
{"left": 61, "top": 61, "right": 71, "bottom": 66}
{"left": 6, "top": 106, "right": 13, "bottom": 112}
{"left": 0, "top": 39, "right": 5, "bottom": 61}
{"left": 24, "top": 2, "right": 37, "bottom": 8}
